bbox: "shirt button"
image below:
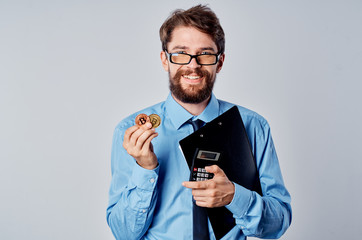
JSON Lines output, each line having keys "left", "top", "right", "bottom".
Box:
{"left": 142, "top": 209, "right": 146, "bottom": 213}
{"left": 149, "top": 178, "right": 155, "bottom": 183}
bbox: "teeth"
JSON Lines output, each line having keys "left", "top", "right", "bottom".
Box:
{"left": 183, "top": 75, "right": 200, "bottom": 80}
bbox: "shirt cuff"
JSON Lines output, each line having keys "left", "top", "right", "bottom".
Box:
{"left": 225, "top": 182, "right": 252, "bottom": 218}
{"left": 130, "top": 163, "right": 159, "bottom": 191}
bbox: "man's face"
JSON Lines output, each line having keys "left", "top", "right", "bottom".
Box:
{"left": 161, "top": 26, "right": 224, "bottom": 104}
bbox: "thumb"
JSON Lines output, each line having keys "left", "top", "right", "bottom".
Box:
{"left": 205, "top": 165, "right": 225, "bottom": 177}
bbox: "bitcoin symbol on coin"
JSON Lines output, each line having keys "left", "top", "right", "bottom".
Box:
{"left": 139, "top": 117, "right": 147, "bottom": 124}
{"left": 135, "top": 114, "right": 150, "bottom": 127}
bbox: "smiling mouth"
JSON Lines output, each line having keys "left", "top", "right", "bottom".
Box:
{"left": 183, "top": 75, "right": 201, "bottom": 80}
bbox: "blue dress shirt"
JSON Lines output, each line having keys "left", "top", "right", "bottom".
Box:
{"left": 107, "top": 93, "right": 292, "bottom": 240}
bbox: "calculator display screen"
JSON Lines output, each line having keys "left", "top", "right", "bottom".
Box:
{"left": 196, "top": 150, "right": 220, "bottom": 161}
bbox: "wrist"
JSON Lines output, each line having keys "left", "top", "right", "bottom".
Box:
{"left": 226, "top": 182, "right": 235, "bottom": 205}
{"left": 136, "top": 159, "right": 159, "bottom": 170}
{"left": 141, "top": 163, "right": 159, "bottom": 170}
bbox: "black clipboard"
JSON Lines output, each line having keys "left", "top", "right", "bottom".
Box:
{"left": 179, "top": 106, "right": 262, "bottom": 239}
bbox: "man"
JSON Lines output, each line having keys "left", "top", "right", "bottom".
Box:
{"left": 107, "top": 5, "right": 291, "bottom": 240}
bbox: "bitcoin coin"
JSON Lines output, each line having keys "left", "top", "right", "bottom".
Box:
{"left": 149, "top": 114, "right": 161, "bottom": 128}
{"left": 135, "top": 114, "right": 150, "bottom": 127}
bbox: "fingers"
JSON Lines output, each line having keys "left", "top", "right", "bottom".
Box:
{"left": 182, "top": 180, "right": 209, "bottom": 190}
{"left": 131, "top": 128, "right": 156, "bottom": 150}
{"left": 192, "top": 197, "right": 210, "bottom": 207}
{"left": 123, "top": 124, "right": 158, "bottom": 156}
{"left": 191, "top": 185, "right": 224, "bottom": 208}
{"left": 124, "top": 125, "right": 139, "bottom": 143}
{"left": 124, "top": 124, "right": 152, "bottom": 144}
{"left": 183, "top": 181, "right": 216, "bottom": 196}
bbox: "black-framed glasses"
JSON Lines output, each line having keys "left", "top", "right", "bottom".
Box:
{"left": 165, "top": 51, "right": 220, "bottom": 66}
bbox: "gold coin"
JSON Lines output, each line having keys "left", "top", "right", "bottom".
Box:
{"left": 135, "top": 113, "right": 150, "bottom": 127}
{"left": 149, "top": 114, "right": 161, "bottom": 128}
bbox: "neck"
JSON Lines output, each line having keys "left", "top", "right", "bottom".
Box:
{"left": 172, "top": 94, "right": 210, "bottom": 116}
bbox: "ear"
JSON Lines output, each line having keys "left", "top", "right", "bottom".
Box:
{"left": 160, "top": 51, "right": 169, "bottom": 72}
{"left": 216, "top": 53, "right": 225, "bottom": 73}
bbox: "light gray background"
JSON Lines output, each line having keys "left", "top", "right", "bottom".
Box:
{"left": 1, "top": 0, "right": 361, "bottom": 239}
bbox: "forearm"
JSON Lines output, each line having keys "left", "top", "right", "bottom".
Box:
{"left": 107, "top": 163, "right": 159, "bottom": 240}
{"left": 226, "top": 183, "right": 292, "bottom": 238}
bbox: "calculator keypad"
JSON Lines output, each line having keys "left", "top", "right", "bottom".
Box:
{"left": 191, "top": 167, "right": 214, "bottom": 181}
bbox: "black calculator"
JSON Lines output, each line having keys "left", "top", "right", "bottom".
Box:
{"left": 190, "top": 149, "right": 221, "bottom": 181}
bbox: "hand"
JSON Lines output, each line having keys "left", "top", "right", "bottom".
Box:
{"left": 123, "top": 122, "right": 158, "bottom": 170}
{"left": 182, "top": 165, "right": 235, "bottom": 208}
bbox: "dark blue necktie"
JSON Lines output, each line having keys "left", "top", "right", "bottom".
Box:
{"left": 188, "top": 119, "right": 210, "bottom": 240}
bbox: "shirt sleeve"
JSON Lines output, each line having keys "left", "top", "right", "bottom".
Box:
{"left": 225, "top": 118, "right": 292, "bottom": 238}
{"left": 106, "top": 126, "right": 159, "bottom": 240}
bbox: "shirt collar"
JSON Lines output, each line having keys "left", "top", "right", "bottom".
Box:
{"left": 164, "top": 93, "right": 220, "bottom": 130}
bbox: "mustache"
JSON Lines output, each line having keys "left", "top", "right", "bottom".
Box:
{"left": 181, "top": 69, "right": 205, "bottom": 77}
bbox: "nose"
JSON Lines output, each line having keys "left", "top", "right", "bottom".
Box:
{"left": 187, "top": 56, "right": 201, "bottom": 69}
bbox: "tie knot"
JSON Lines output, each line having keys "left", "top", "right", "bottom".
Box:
{"left": 188, "top": 119, "right": 204, "bottom": 131}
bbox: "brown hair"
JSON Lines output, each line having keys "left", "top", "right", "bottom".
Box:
{"left": 159, "top": 5, "right": 225, "bottom": 54}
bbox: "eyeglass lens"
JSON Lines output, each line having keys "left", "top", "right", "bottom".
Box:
{"left": 171, "top": 53, "right": 217, "bottom": 65}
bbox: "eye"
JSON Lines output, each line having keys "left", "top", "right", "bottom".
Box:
{"left": 201, "top": 52, "right": 213, "bottom": 55}
{"left": 175, "top": 51, "right": 186, "bottom": 54}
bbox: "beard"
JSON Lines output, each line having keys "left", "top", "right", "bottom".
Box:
{"left": 169, "top": 68, "right": 216, "bottom": 104}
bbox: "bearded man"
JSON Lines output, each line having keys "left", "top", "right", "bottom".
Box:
{"left": 107, "top": 5, "right": 292, "bottom": 240}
